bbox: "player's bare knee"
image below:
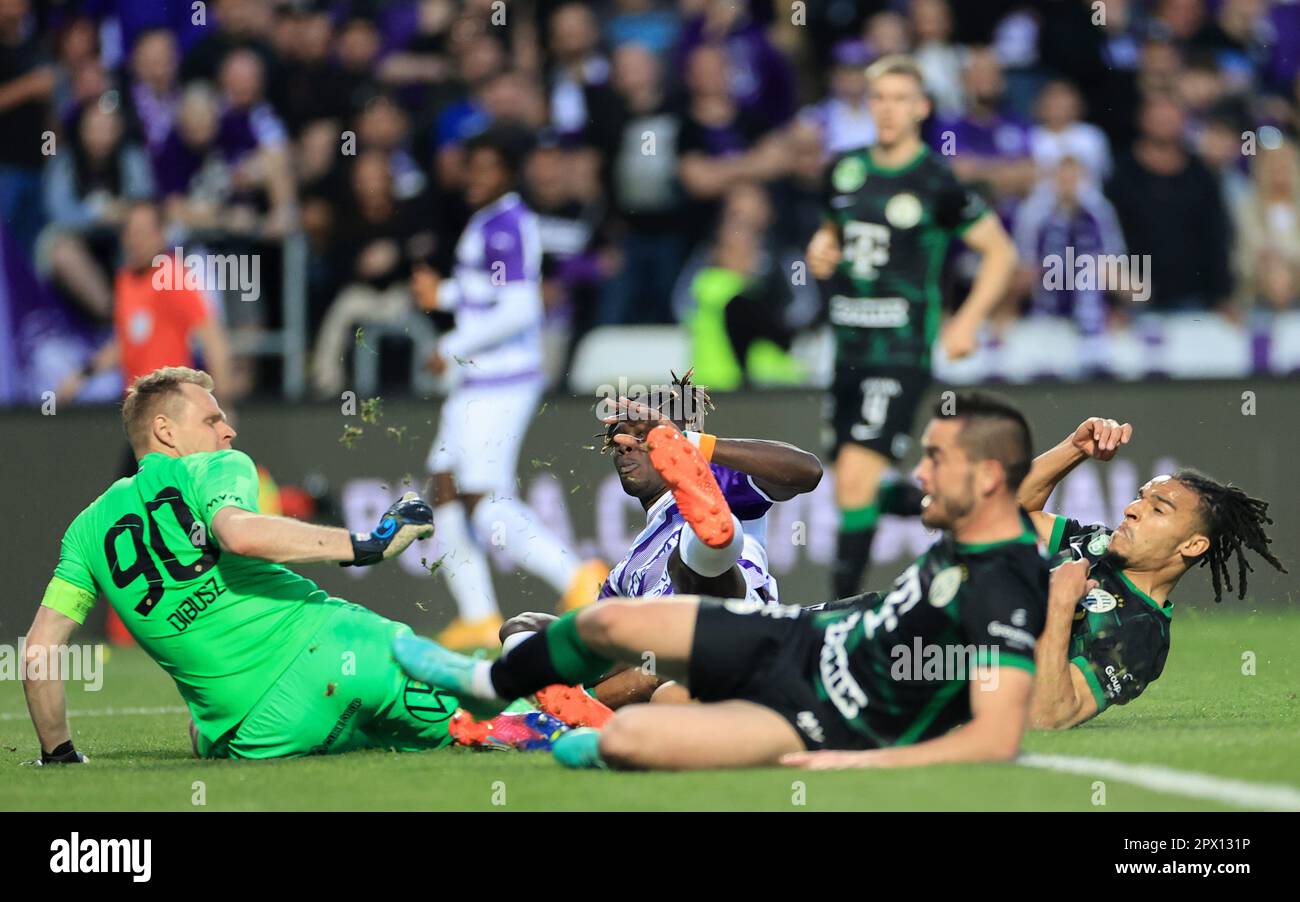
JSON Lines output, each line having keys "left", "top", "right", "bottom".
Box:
{"left": 650, "top": 681, "right": 691, "bottom": 705}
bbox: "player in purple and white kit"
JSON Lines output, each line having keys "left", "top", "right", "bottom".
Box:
{"left": 414, "top": 124, "right": 606, "bottom": 650}
{"left": 500, "top": 372, "right": 823, "bottom": 713}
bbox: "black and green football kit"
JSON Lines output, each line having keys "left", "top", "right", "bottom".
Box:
{"left": 688, "top": 515, "right": 1048, "bottom": 750}
{"left": 1044, "top": 515, "right": 1173, "bottom": 713}
{"left": 821, "top": 144, "right": 988, "bottom": 460}
{"left": 40, "top": 450, "right": 458, "bottom": 758}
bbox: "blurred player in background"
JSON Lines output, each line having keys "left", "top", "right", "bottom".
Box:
{"left": 495, "top": 370, "right": 823, "bottom": 724}
{"left": 23, "top": 366, "right": 463, "bottom": 762}
{"left": 412, "top": 123, "right": 605, "bottom": 651}
{"left": 395, "top": 392, "right": 1075, "bottom": 771}
{"left": 805, "top": 55, "right": 1018, "bottom": 597}
{"left": 55, "top": 198, "right": 234, "bottom": 645}
{"left": 1018, "top": 416, "right": 1287, "bottom": 729}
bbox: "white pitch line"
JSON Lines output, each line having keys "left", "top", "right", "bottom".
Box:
{"left": 1019, "top": 752, "right": 1300, "bottom": 811}
{"left": 0, "top": 705, "right": 188, "bottom": 722}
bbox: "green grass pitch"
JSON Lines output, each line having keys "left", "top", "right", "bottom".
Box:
{"left": 3, "top": 609, "right": 1298, "bottom": 811}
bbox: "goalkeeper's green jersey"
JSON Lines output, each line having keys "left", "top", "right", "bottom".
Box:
{"left": 41, "top": 450, "right": 337, "bottom": 739}
{"left": 822, "top": 144, "right": 988, "bottom": 369}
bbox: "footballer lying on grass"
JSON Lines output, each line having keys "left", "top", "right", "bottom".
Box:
{"left": 396, "top": 392, "right": 1091, "bottom": 771}
{"left": 1017, "top": 417, "right": 1287, "bottom": 729}
{"left": 22, "top": 366, "right": 560, "bottom": 763}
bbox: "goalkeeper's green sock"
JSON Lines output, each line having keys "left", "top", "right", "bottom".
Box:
{"left": 486, "top": 611, "right": 613, "bottom": 700}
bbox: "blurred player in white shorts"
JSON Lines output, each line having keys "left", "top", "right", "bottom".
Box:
{"left": 414, "top": 123, "right": 606, "bottom": 649}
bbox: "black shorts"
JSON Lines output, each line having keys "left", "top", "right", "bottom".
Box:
{"left": 687, "top": 598, "right": 871, "bottom": 751}
{"left": 826, "top": 365, "right": 931, "bottom": 461}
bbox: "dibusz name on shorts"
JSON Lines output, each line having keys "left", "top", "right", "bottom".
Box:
{"left": 1, "top": 640, "right": 103, "bottom": 690}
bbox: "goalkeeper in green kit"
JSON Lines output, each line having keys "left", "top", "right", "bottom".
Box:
{"left": 23, "top": 366, "right": 463, "bottom": 761}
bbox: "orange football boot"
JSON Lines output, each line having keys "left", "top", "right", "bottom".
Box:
{"left": 645, "top": 424, "right": 734, "bottom": 548}
{"left": 534, "top": 684, "right": 614, "bottom": 729}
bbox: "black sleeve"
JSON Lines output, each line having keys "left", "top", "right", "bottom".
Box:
{"left": 1048, "top": 516, "right": 1114, "bottom": 562}
{"left": 1071, "top": 613, "right": 1170, "bottom": 711}
{"left": 802, "top": 591, "right": 883, "bottom": 613}
{"left": 959, "top": 561, "right": 1047, "bottom": 674}
{"left": 933, "top": 167, "right": 990, "bottom": 234}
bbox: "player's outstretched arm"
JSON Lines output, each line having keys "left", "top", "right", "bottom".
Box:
{"left": 940, "top": 213, "right": 1018, "bottom": 360}
{"left": 710, "top": 437, "right": 823, "bottom": 501}
{"left": 212, "top": 492, "right": 433, "bottom": 566}
{"left": 22, "top": 606, "right": 86, "bottom": 764}
{"left": 1018, "top": 417, "right": 1133, "bottom": 540}
{"left": 1030, "top": 559, "right": 1101, "bottom": 730}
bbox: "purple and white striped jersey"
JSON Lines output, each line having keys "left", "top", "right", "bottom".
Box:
{"left": 598, "top": 464, "right": 778, "bottom": 603}
{"left": 440, "top": 191, "right": 545, "bottom": 386}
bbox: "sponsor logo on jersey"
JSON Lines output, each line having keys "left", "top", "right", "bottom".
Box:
{"left": 884, "top": 192, "right": 923, "bottom": 229}
{"left": 832, "top": 156, "right": 868, "bottom": 193}
{"left": 828, "top": 295, "right": 910, "bottom": 329}
{"left": 1081, "top": 587, "right": 1119, "bottom": 613}
{"left": 928, "top": 565, "right": 965, "bottom": 608}
{"left": 988, "top": 620, "right": 1036, "bottom": 651}
{"left": 722, "top": 598, "right": 801, "bottom": 619}
{"left": 1087, "top": 532, "right": 1112, "bottom": 556}
{"left": 819, "top": 611, "right": 869, "bottom": 720}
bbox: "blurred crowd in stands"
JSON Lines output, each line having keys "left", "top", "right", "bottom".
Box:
{"left": 2, "top": 0, "right": 1300, "bottom": 404}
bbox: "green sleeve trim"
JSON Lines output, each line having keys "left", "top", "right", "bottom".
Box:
{"left": 40, "top": 576, "right": 96, "bottom": 626}
{"left": 1047, "top": 514, "right": 1067, "bottom": 556}
{"left": 1071, "top": 656, "right": 1109, "bottom": 712}
{"left": 996, "top": 653, "right": 1036, "bottom": 675}
{"left": 953, "top": 212, "right": 983, "bottom": 238}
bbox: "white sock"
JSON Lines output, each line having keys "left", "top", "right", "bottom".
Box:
{"left": 433, "top": 502, "right": 499, "bottom": 620}
{"left": 679, "top": 514, "right": 745, "bottom": 577}
{"left": 500, "top": 630, "right": 535, "bottom": 658}
{"left": 471, "top": 496, "right": 578, "bottom": 593}
{"left": 470, "top": 660, "right": 502, "bottom": 699}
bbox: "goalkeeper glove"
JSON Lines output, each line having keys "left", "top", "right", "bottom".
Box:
{"left": 342, "top": 491, "right": 434, "bottom": 567}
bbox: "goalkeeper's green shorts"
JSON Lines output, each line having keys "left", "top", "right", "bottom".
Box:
{"left": 197, "top": 602, "right": 459, "bottom": 759}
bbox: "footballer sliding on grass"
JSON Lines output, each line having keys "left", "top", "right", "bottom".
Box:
{"left": 1018, "top": 417, "right": 1287, "bottom": 729}
{"left": 396, "top": 392, "right": 1091, "bottom": 771}
{"left": 23, "top": 366, "right": 498, "bottom": 762}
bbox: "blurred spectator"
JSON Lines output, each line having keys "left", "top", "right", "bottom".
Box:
{"left": 864, "top": 10, "right": 912, "bottom": 59}
{"left": 673, "top": 0, "right": 797, "bottom": 131}
{"left": 50, "top": 14, "right": 100, "bottom": 124}
{"left": 799, "top": 40, "right": 876, "bottom": 156}
{"left": 929, "top": 46, "right": 1035, "bottom": 204}
{"left": 355, "top": 92, "right": 427, "bottom": 202}
{"left": 676, "top": 181, "right": 805, "bottom": 389}
{"left": 431, "top": 32, "right": 505, "bottom": 187}
{"left": 1250, "top": 248, "right": 1299, "bottom": 316}
{"left": 1197, "top": 113, "right": 1252, "bottom": 216}
{"left": 677, "top": 43, "right": 786, "bottom": 245}
{"left": 215, "top": 49, "right": 296, "bottom": 238}
{"left": 155, "top": 83, "right": 231, "bottom": 237}
{"left": 606, "top": 0, "right": 681, "bottom": 53}
{"left": 1106, "top": 93, "right": 1231, "bottom": 311}
{"left": 274, "top": 6, "right": 354, "bottom": 136}
{"left": 544, "top": 3, "right": 615, "bottom": 142}
{"left": 181, "top": 0, "right": 279, "bottom": 87}
{"left": 1013, "top": 157, "right": 1128, "bottom": 359}
{"left": 0, "top": 0, "right": 55, "bottom": 256}
{"left": 1030, "top": 79, "right": 1112, "bottom": 185}
{"left": 586, "top": 42, "right": 688, "bottom": 326}
{"left": 123, "top": 28, "right": 180, "bottom": 158}
{"left": 1233, "top": 142, "right": 1300, "bottom": 309}
{"left": 1038, "top": 0, "right": 1142, "bottom": 149}
{"left": 40, "top": 97, "right": 154, "bottom": 320}
{"left": 334, "top": 15, "right": 384, "bottom": 113}
{"left": 910, "top": 0, "right": 964, "bottom": 119}
{"left": 373, "top": 0, "right": 457, "bottom": 96}
{"left": 311, "top": 151, "right": 435, "bottom": 397}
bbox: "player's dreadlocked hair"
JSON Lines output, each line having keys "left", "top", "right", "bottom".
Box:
{"left": 599, "top": 368, "right": 715, "bottom": 453}
{"left": 1172, "top": 468, "right": 1287, "bottom": 602}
